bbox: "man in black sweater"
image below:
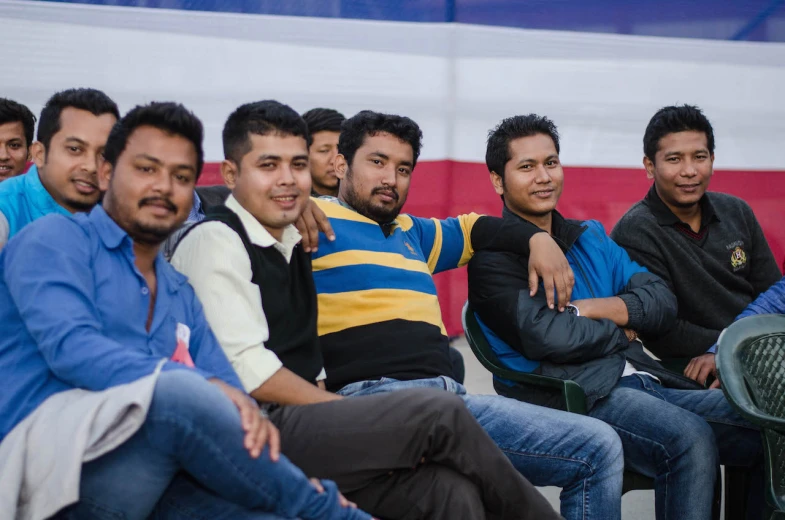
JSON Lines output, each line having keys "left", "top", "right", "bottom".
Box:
{"left": 611, "top": 105, "right": 781, "bottom": 387}
{"left": 171, "top": 100, "right": 560, "bottom": 520}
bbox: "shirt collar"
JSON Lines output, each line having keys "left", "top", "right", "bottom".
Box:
{"left": 187, "top": 190, "right": 205, "bottom": 224}
{"left": 24, "top": 165, "right": 71, "bottom": 217}
{"left": 321, "top": 195, "right": 399, "bottom": 227}
{"left": 89, "top": 205, "right": 188, "bottom": 293}
{"left": 90, "top": 204, "right": 129, "bottom": 250}
{"left": 225, "top": 194, "right": 301, "bottom": 261}
{"left": 644, "top": 184, "right": 720, "bottom": 228}
{"left": 501, "top": 205, "right": 587, "bottom": 252}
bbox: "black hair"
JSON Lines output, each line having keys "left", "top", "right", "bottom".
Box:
{"left": 223, "top": 100, "right": 310, "bottom": 164}
{"left": 0, "top": 98, "right": 36, "bottom": 146}
{"left": 103, "top": 102, "right": 204, "bottom": 178}
{"left": 302, "top": 107, "right": 346, "bottom": 137}
{"left": 338, "top": 110, "right": 423, "bottom": 169}
{"left": 485, "top": 114, "right": 560, "bottom": 179}
{"left": 643, "top": 104, "right": 715, "bottom": 162}
{"left": 36, "top": 88, "right": 119, "bottom": 150}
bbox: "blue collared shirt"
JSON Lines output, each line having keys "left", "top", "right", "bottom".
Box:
{"left": 187, "top": 190, "right": 205, "bottom": 224}
{"left": 0, "top": 205, "right": 243, "bottom": 441}
{"left": 0, "top": 165, "right": 70, "bottom": 246}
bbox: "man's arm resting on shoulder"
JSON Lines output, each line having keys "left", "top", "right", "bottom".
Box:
{"left": 171, "top": 223, "right": 340, "bottom": 406}
{"left": 469, "top": 251, "right": 627, "bottom": 364}
{"left": 4, "top": 217, "right": 203, "bottom": 390}
{"left": 470, "top": 216, "right": 575, "bottom": 310}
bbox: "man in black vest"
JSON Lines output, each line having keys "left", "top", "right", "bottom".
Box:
{"left": 170, "top": 100, "right": 560, "bottom": 520}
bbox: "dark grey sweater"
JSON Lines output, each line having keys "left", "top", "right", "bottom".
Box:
{"left": 610, "top": 186, "right": 781, "bottom": 358}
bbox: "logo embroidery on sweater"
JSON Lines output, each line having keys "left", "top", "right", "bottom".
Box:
{"left": 730, "top": 246, "right": 747, "bottom": 271}
{"left": 403, "top": 241, "right": 417, "bottom": 256}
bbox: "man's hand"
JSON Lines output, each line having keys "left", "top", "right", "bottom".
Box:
{"left": 211, "top": 379, "right": 281, "bottom": 460}
{"left": 296, "top": 199, "right": 336, "bottom": 253}
{"left": 528, "top": 233, "right": 574, "bottom": 311}
{"left": 309, "top": 478, "right": 359, "bottom": 510}
{"left": 684, "top": 353, "right": 720, "bottom": 389}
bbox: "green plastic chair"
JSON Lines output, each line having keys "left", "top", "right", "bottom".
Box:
{"left": 717, "top": 314, "right": 785, "bottom": 519}
{"left": 462, "top": 302, "right": 722, "bottom": 516}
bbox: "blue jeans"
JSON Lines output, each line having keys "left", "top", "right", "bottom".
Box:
{"left": 588, "top": 374, "right": 762, "bottom": 520}
{"left": 338, "top": 376, "right": 625, "bottom": 520}
{"left": 54, "top": 370, "right": 370, "bottom": 520}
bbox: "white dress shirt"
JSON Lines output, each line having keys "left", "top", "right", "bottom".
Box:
{"left": 171, "top": 194, "right": 325, "bottom": 393}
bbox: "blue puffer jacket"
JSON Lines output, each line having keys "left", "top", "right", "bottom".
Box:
{"left": 469, "top": 208, "right": 702, "bottom": 410}
{"left": 0, "top": 166, "right": 69, "bottom": 245}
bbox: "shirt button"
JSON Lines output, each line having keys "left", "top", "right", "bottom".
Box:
{"left": 141, "top": 287, "right": 149, "bottom": 295}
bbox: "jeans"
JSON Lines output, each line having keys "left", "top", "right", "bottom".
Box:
{"left": 54, "top": 370, "right": 370, "bottom": 520}
{"left": 156, "top": 387, "right": 559, "bottom": 520}
{"left": 338, "top": 376, "right": 625, "bottom": 520}
{"left": 588, "top": 374, "right": 763, "bottom": 520}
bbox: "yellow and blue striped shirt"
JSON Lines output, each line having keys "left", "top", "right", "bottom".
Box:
{"left": 311, "top": 197, "right": 480, "bottom": 390}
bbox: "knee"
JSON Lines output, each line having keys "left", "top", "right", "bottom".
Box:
{"left": 667, "top": 414, "right": 719, "bottom": 472}
{"left": 582, "top": 418, "right": 625, "bottom": 477}
{"left": 150, "top": 370, "right": 225, "bottom": 415}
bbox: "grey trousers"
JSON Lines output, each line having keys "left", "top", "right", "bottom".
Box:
{"left": 270, "top": 388, "right": 560, "bottom": 520}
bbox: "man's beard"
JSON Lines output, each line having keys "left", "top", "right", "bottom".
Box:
{"left": 105, "top": 189, "right": 181, "bottom": 246}
{"left": 63, "top": 196, "right": 98, "bottom": 212}
{"left": 343, "top": 175, "right": 404, "bottom": 225}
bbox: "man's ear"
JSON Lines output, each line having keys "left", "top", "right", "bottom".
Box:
{"left": 334, "top": 154, "right": 348, "bottom": 180}
{"left": 31, "top": 142, "right": 45, "bottom": 169}
{"left": 490, "top": 171, "right": 504, "bottom": 196}
{"left": 221, "top": 160, "right": 238, "bottom": 189}
{"left": 643, "top": 156, "right": 655, "bottom": 180}
{"left": 97, "top": 158, "right": 112, "bottom": 191}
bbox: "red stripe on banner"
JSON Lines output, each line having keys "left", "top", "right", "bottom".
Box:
{"left": 199, "top": 161, "right": 785, "bottom": 336}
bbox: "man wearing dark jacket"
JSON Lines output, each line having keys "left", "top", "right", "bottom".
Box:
{"left": 610, "top": 105, "right": 781, "bottom": 387}
{"left": 468, "top": 114, "right": 762, "bottom": 520}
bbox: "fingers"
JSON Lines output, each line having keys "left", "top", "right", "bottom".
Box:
{"left": 555, "top": 269, "right": 569, "bottom": 312}
{"left": 339, "top": 493, "right": 358, "bottom": 509}
{"left": 542, "top": 272, "right": 556, "bottom": 310}
{"left": 312, "top": 203, "right": 335, "bottom": 242}
{"left": 528, "top": 268, "right": 539, "bottom": 298}
{"left": 697, "top": 364, "right": 714, "bottom": 386}
{"left": 564, "top": 266, "right": 575, "bottom": 305}
{"left": 709, "top": 378, "right": 721, "bottom": 389}
{"left": 267, "top": 421, "right": 281, "bottom": 462}
{"left": 309, "top": 478, "right": 325, "bottom": 493}
{"left": 684, "top": 357, "right": 700, "bottom": 380}
{"left": 301, "top": 208, "right": 320, "bottom": 253}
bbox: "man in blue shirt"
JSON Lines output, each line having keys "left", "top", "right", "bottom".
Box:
{"left": 0, "top": 88, "right": 119, "bottom": 249}
{"left": 0, "top": 102, "right": 369, "bottom": 520}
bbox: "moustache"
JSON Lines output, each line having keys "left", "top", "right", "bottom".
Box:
{"left": 372, "top": 187, "right": 399, "bottom": 201}
{"left": 139, "top": 197, "right": 178, "bottom": 213}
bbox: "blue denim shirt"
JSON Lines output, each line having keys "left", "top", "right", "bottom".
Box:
{"left": 0, "top": 165, "right": 70, "bottom": 245}
{"left": 0, "top": 205, "right": 243, "bottom": 440}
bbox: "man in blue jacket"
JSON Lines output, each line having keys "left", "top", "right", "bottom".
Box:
{"left": 468, "top": 114, "right": 763, "bottom": 520}
{"left": 0, "top": 88, "right": 118, "bottom": 249}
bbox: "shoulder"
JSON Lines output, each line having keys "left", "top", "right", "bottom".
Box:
{"left": 171, "top": 220, "right": 245, "bottom": 267}
{"left": 4, "top": 213, "right": 90, "bottom": 263}
{"left": 706, "top": 191, "right": 753, "bottom": 215}
{"left": 614, "top": 201, "right": 658, "bottom": 230}
{"left": 0, "top": 174, "right": 30, "bottom": 214}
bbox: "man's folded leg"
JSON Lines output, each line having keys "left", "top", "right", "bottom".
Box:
{"left": 270, "top": 388, "right": 560, "bottom": 520}
{"left": 54, "top": 370, "right": 369, "bottom": 520}
{"left": 337, "top": 377, "right": 622, "bottom": 520}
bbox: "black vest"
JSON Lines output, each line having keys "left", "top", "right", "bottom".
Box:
{"left": 178, "top": 205, "right": 324, "bottom": 384}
